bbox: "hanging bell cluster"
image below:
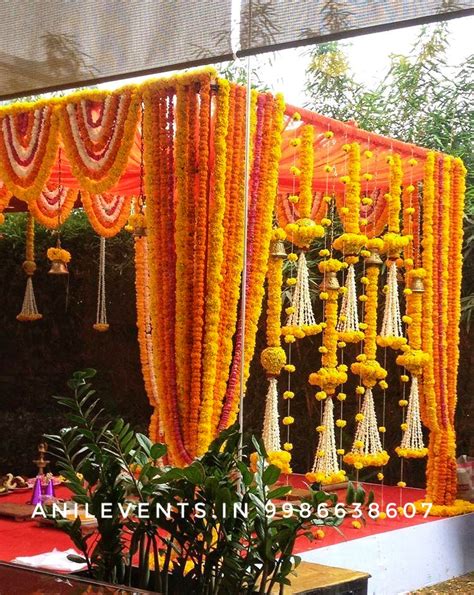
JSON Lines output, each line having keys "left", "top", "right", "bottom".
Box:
{"left": 48, "top": 260, "right": 69, "bottom": 275}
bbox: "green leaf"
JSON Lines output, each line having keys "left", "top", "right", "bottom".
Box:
{"left": 150, "top": 443, "right": 166, "bottom": 460}
{"left": 354, "top": 485, "right": 366, "bottom": 505}
{"left": 346, "top": 481, "right": 355, "bottom": 505}
{"left": 262, "top": 464, "right": 280, "bottom": 486}
{"left": 268, "top": 485, "right": 292, "bottom": 500}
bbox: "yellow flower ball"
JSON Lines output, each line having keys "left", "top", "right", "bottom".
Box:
{"left": 284, "top": 335, "right": 296, "bottom": 344}
{"left": 288, "top": 252, "right": 298, "bottom": 262}
{"left": 288, "top": 194, "right": 299, "bottom": 204}
{"left": 324, "top": 164, "right": 332, "bottom": 173}
{"left": 292, "top": 112, "right": 301, "bottom": 121}
{"left": 352, "top": 520, "right": 362, "bottom": 529}
{"left": 285, "top": 306, "right": 296, "bottom": 315}
{"left": 318, "top": 346, "right": 328, "bottom": 354}
{"left": 379, "top": 426, "right": 386, "bottom": 433}
{"left": 401, "top": 423, "right": 408, "bottom": 431}
{"left": 290, "top": 165, "right": 301, "bottom": 176}
{"left": 316, "top": 391, "right": 327, "bottom": 401}
{"left": 286, "top": 277, "right": 297, "bottom": 286}
{"left": 337, "top": 448, "right": 345, "bottom": 455}
{"left": 315, "top": 529, "right": 325, "bottom": 539}
{"left": 377, "top": 473, "right": 384, "bottom": 481}
{"left": 406, "top": 184, "right": 415, "bottom": 194}
{"left": 342, "top": 143, "right": 351, "bottom": 152}
{"left": 355, "top": 413, "right": 364, "bottom": 422}
{"left": 397, "top": 481, "right": 407, "bottom": 488}
{"left": 362, "top": 173, "right": 373, "bottom": 181}
{"left": 340, "top": 206, "right": 350, "bottom": 215}
{"left": 336, "top": 419, "right": 347, "bottom": 428}
{"left": 359, "top": 322, "right": 368, "bottom": 330}
{"left": 320, "top": 292, "right": 329, "bottom": 301}
{"left": 408, "top": 158, "right": 418, "bottom": 166}
{"left": 323, "top": 195, "right": 332, "bottom": 203}
{"left": 337, "top": 392, "right": 347, "bottom": 402}
{"left": 283, "top": 442, "right": 293, "bottom": 451}
{"left": 354, "top": 462, "right": 363, "bottom": 470}
{"left": 321, "top": 217, "right": 332, "bottom": 226}
{"left": 405, "top": 206, "right": 415, "bottom": 215}
{"left": 354, "top": 440, "right": 364, "bottom": 449}
{"left": 316, "top": 425, "right": 326, "bottom": 433}
{"left": 361, "top": 276, "right": 369, "bottom": 285}
{"left": 402, "top": 315, "right": 413, "bottom": 324}
{"left": 355, "top": 386, "right": 365, "bottom": 395}
{"left": 337, "top": 341, "right": 346, "bottom": 349}
{"left": 283, "top": 390, "right": 295, "bottom": 400}
{"left": 403, "top": 288, "right": 412, "bottom": 296}
{"left": 362, "top": 197, "right": 373, "bottom": 206}
{"left": 401, "top": 375, "right": 409, "bottom": 382}
{"left": 379, "top": 380, "right": 388, "bottom": 390}
{"left": 339, "top": 286, "right": 348, "bottom": 295}
{"left": 290, "top": 138, "right": 301, "bottom": 147}
{"left": 364, "top": 150, "right": 373, "bottom": 159}
{"left": 317, "top": 450, "right": 325, "bottom": 457}
{"left": 359, "top": 294, "right": 368, "bottom": 302}
{"left": 284, "top": 364, "right": 296, "bottom": 373}
{"left": 282, "top": 416, "right": 294, "bottom": 425}
{"left": 340, "top": 176, "right": 350, "bottom": 184}
{"left": 324, "top": 130, "right": 334, "bottom": 138}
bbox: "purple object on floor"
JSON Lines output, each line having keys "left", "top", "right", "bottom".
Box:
{"left": 30, "top": 477, "right": 42, "bottom": 505}
{"left": 44, "top": 478, "right": 55, "bottom": 499}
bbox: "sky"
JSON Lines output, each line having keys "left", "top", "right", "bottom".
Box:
{"left": 100, "top": 14, "right": 473, "bottom": 108}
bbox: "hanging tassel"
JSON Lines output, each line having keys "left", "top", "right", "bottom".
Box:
{"left": 262, "top": 377, "right": 281, "bottom": 454}
{"left": 93, "top": 236, "right": 109, "bottom": 332}
{"left": 306, "top": 398, "right": 346, "bottom": 485}
{"left": 284, "top": 252, "right": 321, "bottom": 337}
{"left": 344, "top": 388, "right": 389, "bottom": 469}
{"left": 396, "top": 377, "right": 428, "bottom": 458}
{"left": 377, "top": 261, "right": 406, "bottom": 349}
{"left": 17, "top": 214, "right": 42, "bottom": 322}
{"left": 337, "top": 264, "right": 364, "bottom": 343}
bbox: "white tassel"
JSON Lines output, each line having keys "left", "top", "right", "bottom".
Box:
{"left": 397, "top": 377, "right": 427, "bottom": 457}
{"left": 16, "top": 277, "right": 42, "bottom": 322}
{"left": 93, "top": 237, "right": 109, "bottom": 331}
{"left": 286, "top": 252, "right": 316, "bottom": 330}
{"left": 337, "top": 264, "right": 362, "bottom": 341}
{"left": 354, "top": 388, "right": 383, "bottom": 455}
{"left": 309, "top": 398, "right": 343, "bottom": 483}
{"left": 262, "top": 377, "right": 281, "bottom": 453}
{"left": 378, "top": 262, "right": 404, "bottom": 346}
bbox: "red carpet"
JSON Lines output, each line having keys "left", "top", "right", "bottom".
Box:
{"left": 0, "top": 479, "right": 441, "bottom": 562}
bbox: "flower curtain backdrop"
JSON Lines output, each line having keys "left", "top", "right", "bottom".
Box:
{"left": 0, "top": 67, "right": 469, "bottom": 512}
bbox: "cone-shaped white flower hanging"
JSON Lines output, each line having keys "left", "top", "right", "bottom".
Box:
{"left": 396, "top": 377, "right": 428, "bottom": 458}
{"left": 377, "top": 262, "right": 406, "bottom": 349}
{"left": 93, "top": 237, "right": 109, "bottom": 332}
{"left": 337, "top": 264, "right": 363, "bottom": 342}
{"left": 262, "top": 377, "right": 281, "bottom": 453}
{"left": 16, "top": 276, "right": 42, "bottom": 322}
{"left": 344, "top": 388, "right": 389, "bottom": 468}
{"left": 306, "top": 398, "right": 345, "bottom": 485}
{"left": 286, "top": 252, "right": 319, "bottom": 336}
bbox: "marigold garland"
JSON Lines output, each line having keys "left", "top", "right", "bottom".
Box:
{"left": 298, "top": 125, "right": 314, "bottom": 218}
{"left": 47, "top": 246, "right": 71, "bottom": 264}
{"left": 29, "top": 184, "right": 77, "bottom": 229}
{"left": 81, "top": 190, "right": 132, "bottom": 237}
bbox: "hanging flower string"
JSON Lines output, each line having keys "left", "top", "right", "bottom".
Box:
{"left": 17, "top": 213, "right": 42, "bottom": 322}
{"left": 93, "top": 236, "right": 109, "bottom": 332}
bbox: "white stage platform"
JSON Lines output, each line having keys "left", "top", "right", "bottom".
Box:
{"left": 300, "top": 513, "right": 474, "bottom": 594}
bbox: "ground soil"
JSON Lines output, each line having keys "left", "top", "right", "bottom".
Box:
{"left": 412, "top": 573, "right": 474, "bottom": 593}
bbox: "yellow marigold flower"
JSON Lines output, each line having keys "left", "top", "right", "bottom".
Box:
{"left": 402, "top": 315, "right": 412, "bottom": 324}
{"left": 284, "top": 335, "right": 295, "bottom": 344}
{"left": 401, "top": 375, "right": 409, "bottom": 382}
{"left": 362, "top": 173, "right": 373, "bottom": 181}
{"left": 285, "top": 306, "right": 295, "bottom": 315}
{"left": 283, "top": 442, "right": 293, "bottom": 451}
{"left": 340, "top": 175, "right": 350, "bottom": 184}
{"left": 316, "top": 391, "right": 327, "bottom": 401}
{"left": 320, "top": 292, "right": 329, "bottom": 300}
{"left": 403, "top": 288, "right": 412, "bottom": 296}
{"left": 354, "top": 462, "right": 363, "bottom": 470}
{"left": 290, "top": 165, "right": 301, "bottom": 176}
{"left": 336, "top": 419, "right": 347, "bottom": 428}
{"left": 319, "top": 248, "right": 330, "bottom": 257}
{"left": 337, "top": 341, "right": 346, "bottom": 348}
{"left": 324, "top": 130, "right": 334, "bottom": 138}
{"left": 318, "top": 346, "right": 328, "bottom": 354}
{"left": 354, "top": 440, "right": 364, "bottom": 449}
{"left": 364, "top": 150, "right": 373, "bottom": 159}
{"left": 406, "top": 184, "right": 415, "bottom": 193}
{"left": 316, "top": 425, "right": 326, "bottom": 432}
{"left": 386, "top": 155, "right": 394, "bottom": 165}
{"left": 379, "top": 380, "right": 388, "bottom": 390}
{"left": 282, "top": 416, "right": 294, "bottom": 425}
{"left": 377, "top": 472, "right": 384, "bottom": 481}
{"left": 284, "top": 364, "right": 296, "bottom": 373}
{"left": 340, "top": 206, "right": 350, "bottom": 215}
{"left": 286, "top": 277, "right": 297, "bottom": 286}
{"left": 405, "top": 206, "right": 415, "bottom": 214}
{"left": 352, "top": 520, "right": 362, "bottom": 529}
{"left": 324, "top": 164, "right": 332, "bottom": 173}
{"left": 321, "top": 217, "right": 332, "bottom": 226}
{"left": 337, "top": 392, "right": 347, "bottom": 401}
{"left": 356, "top": 354, "right": 367, "bottom": 362}
{"left": 360, "top": 276, "right": 369, "bottom": 285}
{"left": 408, "top": 157, "right": 418, "bottom": 166}
{"left": 337, "top": 448, "right": 345, "bottom": 455}
{"left": 360, "top": 218, "right": 368, "bottom": 226}
{"left": 315, "top": 529, "right": 325, "bottom": 539}
{"left": 379, "top": 426, "right": 386, "bottom": 433}
{"left": 287, "top": 252, "right": 298, "bottom": 262}
{"left": 339, "top": 286, "right": 348, "bottom": 295}
{"left": 283, "top": 390, "right": 295, "bottom": 400}
{"left": 359, "top": 294, "right": 368, "bottom": 302}
{"left": 404, "top": 257, "right": 414, "bottom": 266}
{"left": 401, "top": 423, "right": 408, "bottom": 431}
{"left": 378, "top": 511, "right": 387, "bottom": 520}
{"left": 355, "top": 386, "right": 365, "bottom": 396}
{"left": 317, "top": 450, "right": 325, "bottom": 457}
{"left": 399, "top": 399, "right": 408, "bottom": 407}
{"left": 359, "top": 322, "right": 368, "bottom": 330}
{"left": 342, "top": 143, "right": 351, "bottom": 152}
{"left": 290, "top": 137, "right": 301, "bottom": 147}
{"left": 355, "top": 413, "right": 364, "bottom": 422}
{"left": 362, "top": 197, "right": 373, "bottom": 206}
{"left": 323, "top": 195, "right": 332, "bottom": 203}
{"left": 397, "top": 481, "right": 406, "bottom": 488}
{"left": 292, "top": 112, "right": 301, "bottom": 121}
{"left": 288, "top": 194, "right": 299, "bottom": 204}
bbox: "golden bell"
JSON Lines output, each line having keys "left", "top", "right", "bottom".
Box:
{"left": 320, "top": 271, "right": 340, "bottom": 290}
{"left": 410, "top": 277, "right": 425, "bottom": 293}
{"left": 48, "top": 260, "right": 69, "bottom": 275}
{"left": 365, "top": 249, "right": 383, "bottom": 266}
{"left": 270, "top": 238, "right": 287, "bottom": 259}
{"left": 133, "top": 227, "right": 147, "bottom": 238}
